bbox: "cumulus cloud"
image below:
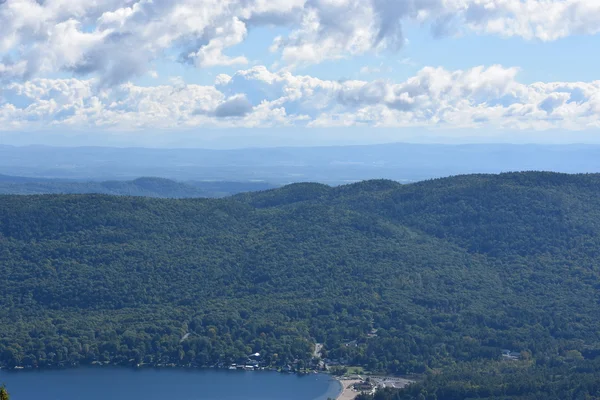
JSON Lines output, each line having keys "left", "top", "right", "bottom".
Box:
{"left": 2, "top": 64, "right": 600, "bottom": 131}
{"left": 460, "top": 0, "right": 600, "bottom": 41}
{"left": 214, "top": 94, "right": 253, "bottom": 118}
{"left": 1, "top": 0, "right": 599, "bottom": 84}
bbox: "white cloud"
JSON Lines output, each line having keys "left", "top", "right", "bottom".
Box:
{"left": 459, "top": 0, "right": 600, "bottom": 41}
{"left": 2, "top": 64, "right": 600, "bottom": 132}
{"left": 215, "top": 74, "right": 233, "bottom": 86}
{"left": 1, "top": 0, "right": 599, "bottom": 84}
{"left": 270, "top": 0, "right": 380, "bottom": 66}
{"left": 183, "top": 17, "right": 249, "bottom": 68}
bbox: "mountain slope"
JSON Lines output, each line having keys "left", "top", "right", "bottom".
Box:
{"left": 1, "top": 172, "right": 600, "bottom": 384}
{"left": 0, "top": 175, "right": 277, "bottom": 197}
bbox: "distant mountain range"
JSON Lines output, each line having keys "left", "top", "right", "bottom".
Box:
{"left": 0, "top": 175, "right": 277, "bottom": 198}
{"left": 2, "top": 143, "right": 600, "bottom": 183}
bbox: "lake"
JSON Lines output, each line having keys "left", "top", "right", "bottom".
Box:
{"left": 0, "top": 367, "right": 341, "bottom": 400}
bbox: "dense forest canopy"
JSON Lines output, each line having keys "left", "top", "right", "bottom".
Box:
{"left": 2, "top": 172, "right": 600, "bottom": 398}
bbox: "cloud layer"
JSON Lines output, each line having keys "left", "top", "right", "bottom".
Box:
{"left": 1, "top": 0, "right": 600, "bottom": 84}
{"left": 1, "top": 0, "right": 599, "bottom": 134}
{"left": 2, "top": 64, "right": 599, "bottom": 131}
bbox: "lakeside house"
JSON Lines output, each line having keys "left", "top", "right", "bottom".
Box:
{"left": 353, "top": 381, "right": 375, "bottom": 392}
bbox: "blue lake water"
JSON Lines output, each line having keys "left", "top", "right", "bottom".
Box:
{"left": 0, "top": 367, "right": 341, "bottom": 400}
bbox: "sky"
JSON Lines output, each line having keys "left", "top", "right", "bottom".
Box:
{"left": 1, "top": 0, "right": 600, "bottom": 148}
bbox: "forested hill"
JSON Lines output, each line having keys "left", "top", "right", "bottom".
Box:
{"left": 0, "top": 175, "right": 277, "bottom": 197}
{"left": 2, "top": 172, "right": 600, "bottom": 399}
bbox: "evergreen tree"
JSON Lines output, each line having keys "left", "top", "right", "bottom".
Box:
{"left": 0, "top": 384, "right": 10, "bottom": 400}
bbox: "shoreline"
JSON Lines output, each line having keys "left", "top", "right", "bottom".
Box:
{"left": 0, "top": 363, "right": 310, "bottom": 374}
{"left": 335, "top": 378, "right": 362, "bottom": 400}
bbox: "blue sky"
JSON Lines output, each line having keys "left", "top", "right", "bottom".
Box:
{"left": 1, "top": 0, "right": 600, "bottom": 147}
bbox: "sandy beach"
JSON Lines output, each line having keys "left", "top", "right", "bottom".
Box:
{"left": 335, "top": 379, "right": 362, "bottom": 400}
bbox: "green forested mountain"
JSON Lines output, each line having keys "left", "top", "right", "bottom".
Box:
{"left": 0, "top": 175, "right": 277, "bottom": 198}
{"left": 2, "top": 172, "right": 600, "bottom": 398}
